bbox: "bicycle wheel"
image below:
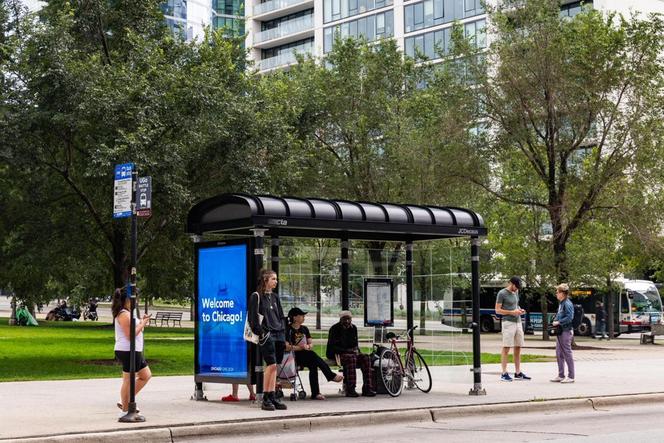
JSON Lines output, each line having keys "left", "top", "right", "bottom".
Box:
{"left": 379, "top": 349, "right": 403, "bottom": 397}
{"left": 407, "top": 350, "right": 432, "bottom": 393}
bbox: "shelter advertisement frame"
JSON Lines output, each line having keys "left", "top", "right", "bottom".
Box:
{"left": 364, "top": 278, "right": 394, "bottom": 327}
{"left": 194, "top": 239, "right": 252, "bottom": 384}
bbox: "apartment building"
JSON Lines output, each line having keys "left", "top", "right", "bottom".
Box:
{"left": 243, "top": 0, "right": 664, "bottom": 72}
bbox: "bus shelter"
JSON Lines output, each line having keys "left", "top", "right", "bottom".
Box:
{"left": 186, "top": 193, "right": 488, "bottom": 399}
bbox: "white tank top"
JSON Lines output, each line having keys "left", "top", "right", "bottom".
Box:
{"left": 114, "top": 309, "right": 144, "bottom": 352}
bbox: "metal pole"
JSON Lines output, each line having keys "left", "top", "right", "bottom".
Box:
{"left": 271, "top": 236, "right": 279, "bottom": 285}
{"left": 406, "top": 241, "right": 414, "bottom": 335}
{"left": 120, "top": 167, "right": 146, "bottom": 421}
{"left": 341, "top": 237, "right": 349, "bottom": 311}
{"left": 252, "top": 228, "right": 267, "bottom": 402}
{"left": 469, "top": 236, "right": 486, "bottom": 395}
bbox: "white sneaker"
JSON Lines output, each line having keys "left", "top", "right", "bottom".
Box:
{"left": 550, "top": 376, "right": 564, "bottom": 382}
{"left": 560, "top": 377, "right": 575, "bottom": 383}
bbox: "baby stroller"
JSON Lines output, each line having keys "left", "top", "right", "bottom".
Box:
{"left": 275, "top": 350, "right": 307, "bottom": 401}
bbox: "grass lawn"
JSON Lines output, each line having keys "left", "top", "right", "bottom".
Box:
{"left": 0, "top": 318, "right": 551, "bottom": 382}
{"left": 0, "top": 317, "right": 193, "bottom": 382}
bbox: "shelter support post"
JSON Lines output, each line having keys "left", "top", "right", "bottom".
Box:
{"left": 469, "top": 236, "right": 486, "bottom": 395}
{"left": 252, "top": 228, "right": 267, "bottom": 401}
{"left": 406, "top": 241, "right": 414, "bottom": 336}
{"left": 271, "top": 235, "right": 279, "bottom": 287}
{"left": 341, "top": 237, "right": 350, "bottom": 311}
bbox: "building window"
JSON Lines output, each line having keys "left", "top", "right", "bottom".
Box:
{"left": 404, "top": 18, "right": 484, "bottom": 60}
{"left": 324, "top": 0, "right": 393, "bottom": 23}
{"left": 323, "top": 10, "right": 394, "bottom": 52}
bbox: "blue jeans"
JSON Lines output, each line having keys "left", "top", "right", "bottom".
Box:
{"left": 595, "top": 320, "right": 606, "bottom": 337}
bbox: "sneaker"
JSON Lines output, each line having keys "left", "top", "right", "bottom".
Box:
{"left": 560, "top": 377, "right": 575, "bottom": 383}
{"left": 514, "top": 372, "right": 531, "bottom": 380}
{"left": 221, "top": 394, "right": 240, "bottom": 402}
{"left": 550, "top": 376, "right": 564, "bottom": 382}
{"left": 500, "top": 373, "right": 513, "bottom": 382}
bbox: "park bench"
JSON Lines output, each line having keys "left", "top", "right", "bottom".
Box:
{"left": 640, "top": 323, "right": 664, "bottom": 344}
{"left": 149, "top": 311, "right": 183, "bottom": 327}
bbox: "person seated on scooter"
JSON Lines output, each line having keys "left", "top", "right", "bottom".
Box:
{"left": 326, "top": 311, "right": 376, "bottom": 397}
{"left": 286, "top": 307, "right": 343, "bottom": 400}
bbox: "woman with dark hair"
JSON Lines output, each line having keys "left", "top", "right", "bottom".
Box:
{"left": 112, "top": 287, "right": 152, "bottom": 416}
{"left": 248, "top": 269, "right": 287, "bottom": 411}
{"left": 286, "top": 307, "right": 343, "bottom": 400}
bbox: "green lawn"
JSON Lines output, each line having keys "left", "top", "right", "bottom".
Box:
{"left": 0, "top": 318, "right": 194, "bottom": 382}
{"left": 0, "top": 318, "right": 551, "bottom": 382}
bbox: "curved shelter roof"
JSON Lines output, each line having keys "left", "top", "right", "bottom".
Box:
{"left": 186, "top": 193, "right": 486, "bottom": 240}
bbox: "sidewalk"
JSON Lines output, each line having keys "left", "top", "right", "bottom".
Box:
{"left": 3, "top": 340, "right": 664, "bottom": 442}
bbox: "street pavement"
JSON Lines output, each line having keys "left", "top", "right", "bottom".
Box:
{"left": 3, "top": 332, "right": 664, "bottom": 442}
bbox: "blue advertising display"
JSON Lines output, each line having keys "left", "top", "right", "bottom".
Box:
{"left": 196, "top": 242, "right": 249, "bottom": 381}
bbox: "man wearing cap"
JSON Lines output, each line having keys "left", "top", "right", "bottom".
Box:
{"left": 495, "top": 276, "right": 531, "bottom": 382}
{"left": 286, "top": 307, "right": 343, "bottom": 400}
{"left": 326, "top": 310, "right": 376, "bottom": 397}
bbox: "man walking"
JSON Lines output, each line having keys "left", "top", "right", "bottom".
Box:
{"left": 495, "top": 276, "right": 530, "bottom": 382}
{"left": 594, "top": 301, "right": 607, "bottom": 340}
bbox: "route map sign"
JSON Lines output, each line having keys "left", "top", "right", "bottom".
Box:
{"left": 113, "top": 163, "right": 134, "bottom": 219}
{"left": 364, "top": 278, "right": 394, "bottom": 327}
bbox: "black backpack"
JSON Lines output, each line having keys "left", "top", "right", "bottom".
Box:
{"left": 572, "top": 304, "right": 584, "bottom": 329}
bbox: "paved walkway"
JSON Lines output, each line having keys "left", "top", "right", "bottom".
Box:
{"left": 3, "top": 335, "right": 664, "bottom": 441}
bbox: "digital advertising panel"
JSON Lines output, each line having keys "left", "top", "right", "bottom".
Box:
{"left": 195, "top": 240, "right": 250, "bottom": 383}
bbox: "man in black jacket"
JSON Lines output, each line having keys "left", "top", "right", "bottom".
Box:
{"left": 326, "top": 311, "right": 375, "bottom": 397}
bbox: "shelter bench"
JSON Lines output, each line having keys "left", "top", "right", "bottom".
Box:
{"left": 149, "top": 311, "right": 183, "bottom": 327}
{"left": 640, "top": 323, "right": 664, "bottom": 344}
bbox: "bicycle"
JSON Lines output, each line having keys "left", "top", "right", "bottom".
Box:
{"left": 378, "top": 325, "right": 432, "bottom": 397}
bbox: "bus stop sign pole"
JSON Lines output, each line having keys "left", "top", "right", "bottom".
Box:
{"left": 119, "top": 167, "right": 146, "bottom": 422}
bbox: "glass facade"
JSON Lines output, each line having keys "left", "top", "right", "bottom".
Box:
{"left": 213, "top": 16, "right": 245, "bottom": 35}
{"left": 262, "top": 37, "right": 314, "bottom": 59}
{"left": 404, "top": 18, "right": 485, "bottom": 60}
{"left": 261, "top": 10, "right": 313, "bottom": 31}
{"left": 323, "top": 0, "right": 394, "bottom": 24}
{"left": 213, "top": 0, "right": 244, "bottom": 15}
{"left": 560, "top": 0, "right": 592, "bottom": 17}
{"left": 404, "top": 0, "right": 483, "bottom": 34}
{"left": 323, "top": 10, "right": 394, "bottom": 52}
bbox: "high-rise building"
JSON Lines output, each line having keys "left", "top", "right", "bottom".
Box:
{"left": 244, "top": 0, "right": 664, "bottom": 72}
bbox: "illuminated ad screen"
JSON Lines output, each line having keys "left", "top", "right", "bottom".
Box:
{"left": 195, "top": 241, "right": 249, "bottom": 382}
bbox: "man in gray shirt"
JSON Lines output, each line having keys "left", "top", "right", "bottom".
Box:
{"left": 495, "top": 276, "right": 530, "bottom": 382}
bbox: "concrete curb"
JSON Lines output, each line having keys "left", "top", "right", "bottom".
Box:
{"left": 6, "top": 393, "right": 664, "bottom": 442}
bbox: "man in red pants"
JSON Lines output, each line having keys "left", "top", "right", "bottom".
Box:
{"left": 326, "top": 311, "right": 376, "bottom": 397}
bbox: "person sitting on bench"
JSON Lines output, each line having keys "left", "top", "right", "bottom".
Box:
{"left": 326, "top": 310, "right": 376, "bottom": 397}
{"left": 286, "top": 307, "right": 343, "bottom": 400}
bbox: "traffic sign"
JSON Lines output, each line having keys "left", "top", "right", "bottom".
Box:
{"left": 136, "top": 176, "right": 152, "bottom": 218}
{"left": 113, "top": 163, "right": 134, "bottom": 219}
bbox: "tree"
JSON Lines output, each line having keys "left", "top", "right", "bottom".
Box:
{"left": 0, "top": 1, "right": 259, "bottom": 308}
{"left": 461, "top": 0, "right": 664, "bottom": 283}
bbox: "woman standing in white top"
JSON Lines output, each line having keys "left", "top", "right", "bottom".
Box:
{"left": 112, "top": 287, "right": 152, "bottom": 414}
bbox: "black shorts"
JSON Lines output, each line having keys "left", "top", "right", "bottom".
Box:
{"left": 260, "top": 331, "right": 285, "bottom": 366}
{"left": 115, "top": 350, "right": 148, "bottom": 373}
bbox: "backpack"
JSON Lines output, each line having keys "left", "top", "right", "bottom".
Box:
{"left": 572, "top": 304, "right": 584, "bottom": 329}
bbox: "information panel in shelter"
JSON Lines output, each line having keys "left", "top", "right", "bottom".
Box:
{"left": 195, "top": 241, "right": 249, "bottom": 383}
{"left": 364, "top": 278, "right": 394, "bottom": 327}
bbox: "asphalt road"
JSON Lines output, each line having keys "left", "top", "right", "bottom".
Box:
{"left": 193, "top": 401, "right": 664, "bottom": 443}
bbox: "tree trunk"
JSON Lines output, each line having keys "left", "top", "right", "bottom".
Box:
{"left": 541, "top": 293, "right": 550, "bottom": 341}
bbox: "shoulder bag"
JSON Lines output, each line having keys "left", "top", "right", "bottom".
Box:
{"left": 243, "top": 292, "right": 264, "bottom": 344}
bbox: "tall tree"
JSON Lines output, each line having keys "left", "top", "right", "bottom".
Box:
{"left": 460, "top": 0, "right": 664, "bottom": 282}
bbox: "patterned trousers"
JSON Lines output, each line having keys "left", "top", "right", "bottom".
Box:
{"left": 339, "top": 352, "right": 374, "bottom": 391}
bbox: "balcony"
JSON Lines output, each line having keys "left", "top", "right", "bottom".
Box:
{"left": 258, "top": 49, "right": 312, "bottom": 71}
{"left": 254, "top": 15, "right": 314, "bottom": 45}
{"left": 253, "top": 0, "right": 314, "bottom": 20}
